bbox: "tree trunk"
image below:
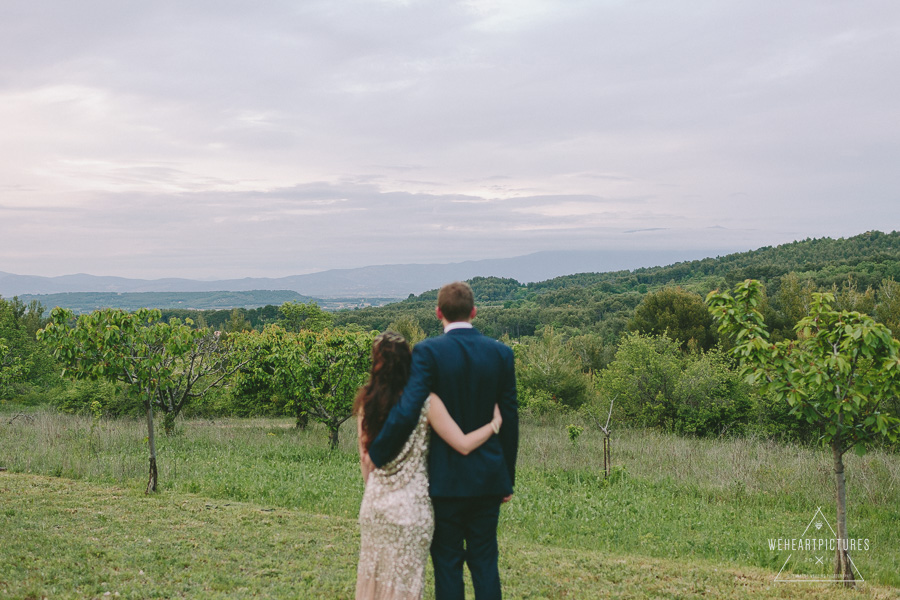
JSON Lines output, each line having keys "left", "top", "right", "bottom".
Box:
{"left": 162, "top": 411, "right": 176, "bottom": 436}
{"left": 603, "top": 435, "right": 611, "bottom": 478}
{"left": 146, "top": 401, "right": 158, "bottom": 493}
{"left": 328, "top": 424, "right": 340, "bottom": 450}
{"left": 832, "top": 441, "right": 854, "bottom": 586}
{"left": 295, "top": 411, "right": 309, "bottom": 430}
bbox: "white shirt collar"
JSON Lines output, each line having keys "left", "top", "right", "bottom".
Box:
{"left": 443, "top": 321, "right": 474, "bottom": 333}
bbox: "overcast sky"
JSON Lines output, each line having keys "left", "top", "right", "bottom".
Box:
{"left": 2, "top": 1, "right": 899, "bottom": 279}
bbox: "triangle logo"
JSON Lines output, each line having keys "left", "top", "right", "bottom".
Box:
{"left": 771, "top": 507, "right": 866, "bottom": 583}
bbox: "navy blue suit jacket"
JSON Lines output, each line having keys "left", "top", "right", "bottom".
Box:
{"left": 367, "top": 327, "right": 518, "bottom": 498}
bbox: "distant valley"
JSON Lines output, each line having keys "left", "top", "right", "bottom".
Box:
{"left": 0, "top": 247, "right": 741, "bottom": 301}
{"left": 10, "top": 290, "right": 398, "bottom": 314}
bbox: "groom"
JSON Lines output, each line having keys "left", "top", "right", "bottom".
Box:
{"left": 367, "top": 281, "right": 518, "bottom": 600}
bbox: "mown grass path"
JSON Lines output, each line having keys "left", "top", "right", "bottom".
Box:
{"left": 2, "top": 473, "right": 897, "bottom": 599}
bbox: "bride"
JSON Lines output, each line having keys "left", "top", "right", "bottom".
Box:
{"left": 353, "top": 331, "right": 501, "bottom": 600}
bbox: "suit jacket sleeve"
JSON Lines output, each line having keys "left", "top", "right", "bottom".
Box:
{"left": 499, "top": 347, "right": 518, "bottom": 487}
{"left": 367, "top": 343, "right": 434, "bottom": 468}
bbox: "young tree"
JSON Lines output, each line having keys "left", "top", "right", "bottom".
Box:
{"left": 152, "top": 329, "right": 251, "bottom": 435}
{"left": 301, "top": 328, "right": 374, "bottom": 449}
{"left": 586, "top": 395, "right": 615, "bottom": 478}
{"left": 237, "top": 326, "right": 308, "bottom": 428}
{"left": 708, "top": 280, "right": 900, "bottom": 585}
{"left": 249, "top": 325, "right": 374, "bottom": 447}
{"left": 39, "top": 308, "right": 251, "bottom": 492}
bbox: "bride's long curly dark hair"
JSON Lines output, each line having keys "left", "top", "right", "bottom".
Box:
{"left": 354, "top": 331, "right": 412, "bottom": 450}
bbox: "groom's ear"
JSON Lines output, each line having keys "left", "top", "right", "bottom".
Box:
{"left": 470, "top": 306, "right": 477, "bottom": 320}
{"left": 435, "top": 306, "right": 444, "bottom": 321}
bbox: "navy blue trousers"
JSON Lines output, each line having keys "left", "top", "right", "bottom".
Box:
{"left": 431, "top": 496, "right": 503, "bottom": 600}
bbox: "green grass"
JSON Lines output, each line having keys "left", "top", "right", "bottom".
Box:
{"left": 1, "top": 407, "right": 899, "bottom": 597}
{"left": 3, "top": 474, "right": 898, "bottom": 599}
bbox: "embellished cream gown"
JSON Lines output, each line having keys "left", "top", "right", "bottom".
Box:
{"left": 357, "top": 399, "right": 434, "bottom": 600}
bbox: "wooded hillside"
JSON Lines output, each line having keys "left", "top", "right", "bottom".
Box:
{"left": 333, "top": 230, "right": 900, "bottom": 341}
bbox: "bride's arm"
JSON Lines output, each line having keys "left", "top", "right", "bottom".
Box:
{"left": 427, "top": 393, "right": 501, "bottom": 456}
{"left": 357, "top": 417, "right": 373, "bottom": 483}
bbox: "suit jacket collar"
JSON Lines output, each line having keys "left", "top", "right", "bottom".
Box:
{"left": 444, "top": 326, "right": 480, "bottom": 336}
{"left": 443, "top": 321, "right": 474, "bottom": 333}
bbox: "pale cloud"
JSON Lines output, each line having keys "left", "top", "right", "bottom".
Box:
{"left": 1, "top": 1, "right": 898, "bottom": 279}
{"left": 515, "top": 201, "right": 619, "bottom": 218}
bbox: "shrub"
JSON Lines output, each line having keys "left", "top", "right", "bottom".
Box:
{"left": 55, "top": 380, "right": 141, "bottom": 418}
{"left": 597, "top": 333, "right": 753, "bottom": 436}
{"left": 515, "top": 328, "right": 594, "bottom": 409}
{"left": 672, "top": 350, "right": 752, "bottom": 437}
{"left": 519, "top": 388, "right": 569, "bottom": 417}
{"left": 746, "top": 389, "right": 817, "bottom": 441}
{"left": 597, "top": 333, "right": 681, "bottom": 429}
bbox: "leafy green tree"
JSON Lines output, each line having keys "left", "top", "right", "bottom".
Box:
{"left": 515, "top": 328, "right": 593, "bottom": 409}
{"left": 39, "top": 308, "right": 251, "bottom": 492}
{"left": 235, "top": 326, "right": 308, "bottom": 428}
{"left": 629, "top": 287, "right": 716, "bottom": 351}
{"left": 386, "top": 314, "right": 426, "bottom": 346}
{"left": 0, "top": 339, "right": 24, "bottom": 394}
{"left": 708, "top": 280, "right": 900, "bottom": 585}
{"left": 0, "top": 296, "right": 55, "bottom": 398}
{"left": 248, "top": 325, "right": 374, "bottom": 448}
{"left": 55, "top": 380, "right": 136, "bottom": 417}
{"left": 301, "top": 328, "right": 374, "bottom": 448}
{"left": 228, "top": 328, "right": 290, "bottom": 419}
{"left": 152, "top": 330, "right": 250, "bottom": 435}
{"left": 278, "top": 301, "right": 333, "bottom": 333}
{"left": 224, "top": 308, "right": 251, "bottom": 334}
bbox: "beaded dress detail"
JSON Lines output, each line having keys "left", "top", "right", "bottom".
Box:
{"left": 357, "top": 398, "right": 433, "bottom": 600}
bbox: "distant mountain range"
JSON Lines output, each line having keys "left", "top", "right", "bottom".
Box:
{"left": 0, "top": 248, "right": 741, "bottom": 299}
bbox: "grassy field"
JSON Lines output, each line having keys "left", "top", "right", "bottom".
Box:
{"left": 1, "top": 407, "right": 899, "bottom": 598}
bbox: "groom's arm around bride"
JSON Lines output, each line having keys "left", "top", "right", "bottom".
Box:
{"left": 367, "top": 284, "right": 518, "bottom": 496}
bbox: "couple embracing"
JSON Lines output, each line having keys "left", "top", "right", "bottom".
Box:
{"left": 354, "top": 281, "right": 519, "bottom": 600}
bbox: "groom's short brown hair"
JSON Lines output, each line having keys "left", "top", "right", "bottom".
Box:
{"left": 438, "top": 281, "right": 475, "bottom": 322}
